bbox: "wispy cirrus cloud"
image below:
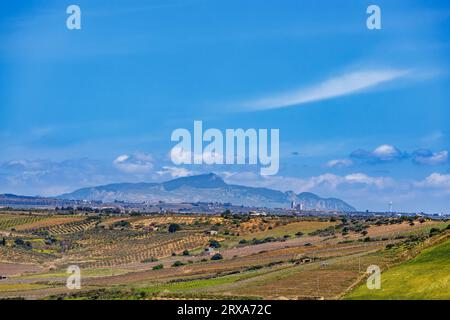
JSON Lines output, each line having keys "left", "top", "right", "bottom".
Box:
{"left": 242, "top": 69, "right": 411, "bottom": 110}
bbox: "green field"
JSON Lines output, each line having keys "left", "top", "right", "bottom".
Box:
{"left": 346, "top": 238, "right": 450, "bottom": 300}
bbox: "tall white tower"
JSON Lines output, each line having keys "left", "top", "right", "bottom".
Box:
{"left": 388, "top": 201, "right": 393, "bottom": 213}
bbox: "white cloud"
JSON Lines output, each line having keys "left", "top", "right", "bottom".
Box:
{"left": 243, "top": 69, "right": 410, "bottom": 110}
{"left": 350, "top": 144, "right": 406, "bottom": 163}
{"left": 326, "top": 158, "right": 353, "bottom": 168}
{"left": 372, "top": 144, "right": 401, "bottom": 159}
{"left": 416, "top": 173, "right": 450, "bottom": 190}
{"left": 223, "top": 171, "right": 393, "bottom": 193}
{"left": 113, "top": 153, "right": 153, "bottom": 174}
{"left": 413, "top": 150, "right": 448, "bottom": 166}
{"left": 343, "top": 173, "right": 392, "bottom": 189}
{"left": 0, "top": 158, "right": 115, "bottom": 197}
{"left": 157, "top": 166, "right": 194, "bottom": 178}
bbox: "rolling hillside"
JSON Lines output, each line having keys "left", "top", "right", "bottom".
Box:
{"left": 346, "top": 235, "right": 450, "bottom": 300}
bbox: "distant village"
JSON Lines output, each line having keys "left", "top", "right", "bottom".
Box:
{"left": 0, "top": 194, "right": 448, "bottom": 219}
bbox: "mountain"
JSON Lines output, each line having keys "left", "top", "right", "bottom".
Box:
{"left": 0, "top": 194, "right": 76, "bottom": 207}
{"left": 59, "top": 173, "right": 356, "bottom": 212}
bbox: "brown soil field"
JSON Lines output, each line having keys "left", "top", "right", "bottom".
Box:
{"left": 0, "top": 211, "right": 447, "bottom": 300}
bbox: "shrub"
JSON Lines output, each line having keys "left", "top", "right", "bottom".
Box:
{"left": 168, "top": 223, "right": 181, "bottom": 233}
{"left": 14, "top": 238, "right": 25, "bottom": 245}
{"left": 429, "top": 228, "right": 441, "bottom": 236}
{"left": 172, "top": 261, "right": 185, "bottom": 267}
{"left": 152, "top": 264, "right": 164, "bottom": 270}
{"left": 209, "top": 239, "right": 221, "bottom": 248}
{"left": 211, "top": 253, "right": 223, "bottom": 260}
{"left": 182, "top": 250, "right": 190, "bottom": 256}
{"left": 112, "top": 220, "right": 130, "bottom": 228}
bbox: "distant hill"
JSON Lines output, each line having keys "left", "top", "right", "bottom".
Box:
{"left": 0, "top": 194, "right": 75, "bottom": 207}
{"left": 59, "top": 173, "right": 356, "bottom": 211}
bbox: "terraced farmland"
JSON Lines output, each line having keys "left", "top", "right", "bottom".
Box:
{"left": 0, "top": 215, "right": 49, "bottom": 230}
{"left": 16, "top": 216, "right": 84, "bottom": 232}
{"left": 0, "top": 211, "right": 448, "bottom": 300}
{"left": 43, "top": 219, "right": 98, "bottom": 235}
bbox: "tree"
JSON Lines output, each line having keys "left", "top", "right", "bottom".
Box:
{"left": 182, "top": 250, "right": 190, "bottom": 256}
{"left": 152, "top": 264, "right": 164, "bottom": 270}
{"left": 0, "top": 238, "right": 5, "bottom": 246}
{"left": 209, "top": 239, "right": 221, "bottom": 248}
{"left": 168, "top": 223, "right": 181, "bottom": 233}
{"left": 14, "top": 238, "right": 25, "bottom": 246}
{"left": 221, "top": 210, "right": 232, "bottom": 218}
{"left": 211, "top": 253, "right": 223, "bottom": 260}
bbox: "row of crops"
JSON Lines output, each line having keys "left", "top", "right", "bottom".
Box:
{"left": 80, "top": 234, "right": 210, "bottom": 268}
{"left": 0, "top": 215, "right": 49, "bottom": 230}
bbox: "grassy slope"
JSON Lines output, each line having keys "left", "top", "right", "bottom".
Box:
{"left": 346, "top": 238, "right": 450, "bottom": 300}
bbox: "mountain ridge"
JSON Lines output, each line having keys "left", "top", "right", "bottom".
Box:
{"left": 59, "top": 173, "right": 356, "bottom": 212}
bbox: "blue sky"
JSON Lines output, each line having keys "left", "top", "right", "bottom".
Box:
{"left": 1, "top": 0, "right": 450, "bottom": 212}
